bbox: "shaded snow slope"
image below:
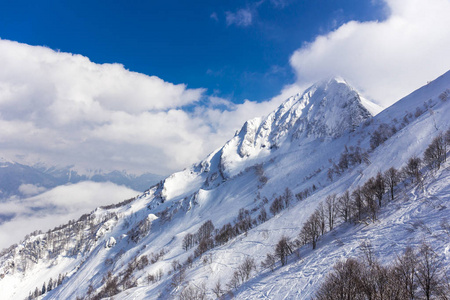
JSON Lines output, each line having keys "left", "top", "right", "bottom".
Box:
{"left": 0, "top": 72, "right": 449, "bottom": 300}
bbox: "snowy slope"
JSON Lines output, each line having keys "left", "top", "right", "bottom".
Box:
{"left": 0, "top": 71, "right": 449, "bottom": 300}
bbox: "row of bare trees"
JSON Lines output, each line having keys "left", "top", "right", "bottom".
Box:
{"left": 328, "top": 146, "right": 370, "bottom": 180}
{"left": 182, "top": 202, "right": 275, "bottom": 257}
{"left": 369, "top": 99, "right": 439, "bottom": 152}
{"left": 315, "top": 243, "right": 449, "bottom": 300}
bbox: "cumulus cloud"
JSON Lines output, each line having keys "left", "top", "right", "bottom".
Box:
{"left": 6, "top": 0, "right": 446, "bottom": 180}
{"left": 290, "top": 0, "right": 450, "bottom": 107}
{"left": 18, "top": 184, "right": 47, "bottom": 197}
{"left": 0, "top": 181, "right": 138, "bottom": 249}
{"left": 0, "top": 39, "right": 291, "bottom": 176}
{"left": 226, "top": 8, "right": 253, "bottom": 27}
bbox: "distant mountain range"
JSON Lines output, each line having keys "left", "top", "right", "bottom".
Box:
{"left": 0, "top": 160, "right": 164, "bottom": 199}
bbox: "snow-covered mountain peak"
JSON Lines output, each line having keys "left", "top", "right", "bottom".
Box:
{"left": 214, "top": 77, "right": 378, "bottom": 177}
{"left": 154, "top": 78, "right": 380, "bottom": 198}
{"left": 311, "top": 75, "right": 348, "bottom": 88}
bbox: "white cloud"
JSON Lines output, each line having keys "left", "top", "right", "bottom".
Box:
{"left": 18, "top": 184, "right": 47, "bottom": 197}
{"left": 0, "top": 181, "right": 138, "bottom": 249}
{"left": 7, "top": 0, "right": 447, "bottom": 180}
{"left": 290, "top": 0, "right": 450, "bottom": 107}
{"left": 226, "top": 9, "right": 253, "bottom": 27}
{"left": 0, "top": 39, "right": 290, "bottom": 176}
{"left": 269, "top": 0, "right": 292, "bottom": 8}
{"left": 210, "top": 12, "right": 219, "bottom": 22}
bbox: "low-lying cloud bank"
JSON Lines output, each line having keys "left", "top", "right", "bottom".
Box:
{"left": 0, "top": 181, "right": 139, "bottom": 250}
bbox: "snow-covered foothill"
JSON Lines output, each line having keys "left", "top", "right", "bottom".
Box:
{"left": 0, "top": 70, "right": 449, "bottom": 300}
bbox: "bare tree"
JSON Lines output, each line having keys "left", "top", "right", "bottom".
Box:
{"left": 227, "top": 271, "right": 241, "bottom": 290}
{"left": 86, "top": 284, "right": 95, "bottom": 298}
{"left": 136, "top": 255, "right": 149, "bottom": 270}
{"left": 186, "top": 255, "right": 194, "bottom": 269}
{"left": 337, "top": 191, "right": 351, "bottom": 223}
{"left": 370, "top": 123, "right": 395, "bottom": 150}
{"left": 101, "top": 271, "right": 119, "bottom": 297}
{"left": 275, "top": 236, "right": 293, "bottom": 266}
{"left": 258, "top": 207, "right": 268, "bottom": 223}
{"left": 439, "top": 90, "right": 449, "bottom": 102}
{"left": 194, "top": 237, "right": 214, "bottom": 257}
{"left": 415, "top": 243, "right": 443, "bottom": 300}
{"left": 270, "top": 196, "right": 285, "bottom": 215}
{"left": 170, "top": 268, "right": 186, "bottom": 289}
{"left": 300, "top": 211, "right": 321, "bottom": 249}
{"left": 384, "top": 167, "right": 399, "bottom": 201}
{"left": 351, "top": 186, "right": 364, "bottom": 221}
{"left": 171, "top": 259, "right": 181, "bottom": 272}
{"left": 403, "top": 156, "right": 422, "bottom": 184}
{"left": 325, "top": 194, "right": 338, "bottom": 231}
{"left": 235, "top": 208, "right": 253, "bottom": 233}
{"left": 239, "top": 257, "right": 256, "bottom": 281}
{"left": 47, "top": 278, "right": 54, "bottom": 292}
{"left": 360, "top": 240, "right": 377, "bottom": 268}
{"left": 394, "top": 246, "right": 417, "bottom": 300}
{"left": 283, "top": 187, "right": 293, "bottom": 208}
{"left": 147, "top": 273, "right": 156, "bottom": 284}
{"left": 212, "top": 279, "right": 224, "bottom": 299}
{"left": 362, "top": 178, "right": 378, "bottom": 221}
{"left": 182, "top": 233, "right": 195, "bottom": 251}
{"left": 196, "top": 220, "right": 215, "bottom": 243}
{"left": 368, "top": 262, "right": 403, "bottom": 300}
{"left": 261, "top": 253, "right": 276, "bottom": 272}
{"left": 315, "top": 258, "right": 364, "bottom": 300}
{"left": 156, "top": 268, "right": 164, "bottom": 281}
{"left": 424, "top": 133, "right": 447, "bottom": 171}
{"left": 373, "top": 172, "right": 385, "bottom": 207}
{"left": 316, "top": 203, "right": 326, "bottom": 235}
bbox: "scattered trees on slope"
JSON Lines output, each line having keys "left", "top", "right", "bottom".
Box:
{"left": 315, "top": 243, "right": 449, "bottom": 300}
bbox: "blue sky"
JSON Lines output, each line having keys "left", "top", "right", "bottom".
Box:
{"left": 0, "top": 0, "right": 449, "bottom": 175}
{"left": 0, "top": 0, "right": 386, "bottom": 103}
